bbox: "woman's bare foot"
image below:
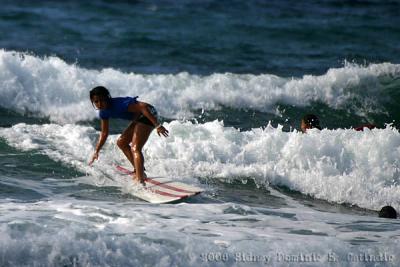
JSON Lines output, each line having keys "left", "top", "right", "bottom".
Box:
{"left": 132, "top": 172, "right": 147, "bottom": 185}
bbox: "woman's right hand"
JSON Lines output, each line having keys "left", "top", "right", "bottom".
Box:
{"left": 89, "top": 151, "right": 99, "bottom": 166}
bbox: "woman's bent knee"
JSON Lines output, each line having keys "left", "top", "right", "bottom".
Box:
{"left": 130, "top": 145, "right": 142, "bottom": 155}
{"left": 117, "top": 137, "right": 129, "bottom": 149}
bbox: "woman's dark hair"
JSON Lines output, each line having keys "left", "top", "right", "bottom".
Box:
{"left": 302, "top": 114, "right": 321, "bottom": 130}
{"left": 90, "top": 86, "right": 111, "bottom": 101}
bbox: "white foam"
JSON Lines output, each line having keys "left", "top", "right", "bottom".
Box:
{"left": 0, "top": 50, "right": 398, "bottom": 123}
{"left": 0, "top": 199, "right": 399, "bottom": 266}
{"left": 1, "top": 121, "right": 400, "bottom": 211}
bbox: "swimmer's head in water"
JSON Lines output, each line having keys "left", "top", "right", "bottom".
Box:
{"left": 379, "top": 206, "right": 397, "bottom": 219}
{"left": 301, "top": 114, "right": 321, "bottom": 133}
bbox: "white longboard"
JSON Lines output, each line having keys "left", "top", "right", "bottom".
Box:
{"left": 116, "top": 165, "right": 203, "bottom": 204}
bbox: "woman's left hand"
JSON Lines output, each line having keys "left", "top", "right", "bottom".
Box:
{"left": 156, "top": 126, "right": 169, "bottom": 137}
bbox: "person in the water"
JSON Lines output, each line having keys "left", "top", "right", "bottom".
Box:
{"left": 300, "top": 114, "right": 376, "bottom": 133}
{"left": 353, "top": 123, "right": 376, "bottom": 131}
{"left": 88, "top": 86, "right": 168, "bottom": 184}
{"left": 300, "top": 114, "right": 322, "bottom": 133}
{"left": 379, "top": 206, "right": 397, "bottom": 219}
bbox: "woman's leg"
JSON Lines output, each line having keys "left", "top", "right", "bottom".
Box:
{"left": 116, "top": 122, "right": 136, "bottom": 168}
{"left": 131, "top": 123, "right": 154, "bottom": 182}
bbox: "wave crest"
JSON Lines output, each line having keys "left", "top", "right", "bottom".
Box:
{"left": 0, "top": 50, "right": 399, "bottom": 123}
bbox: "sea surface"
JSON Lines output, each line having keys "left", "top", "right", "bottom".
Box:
{"left": 1, "top": 0, "right": 400, "bottom": 266}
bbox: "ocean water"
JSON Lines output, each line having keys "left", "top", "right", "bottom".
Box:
{"left": 1, "top": 0, "right": 400, "bottom": 266}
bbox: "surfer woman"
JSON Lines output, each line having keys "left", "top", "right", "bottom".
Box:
{"left": 88, "top": 86, "right": 169, "bottom": 183}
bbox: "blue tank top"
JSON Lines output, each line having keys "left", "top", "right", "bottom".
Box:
{"left": 99, "top": 97, "right": 138, "bottom": 120}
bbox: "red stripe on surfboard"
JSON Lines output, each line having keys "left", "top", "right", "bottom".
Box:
{"left": 116, "top": 165, "right": 135, "bottom": 175}
{"left": 151, "top": 189, "right": 190, "bottom": 199}
{"left": 144, "top": 178, "right": 197, "bottom": 194}
{"left": 115, "top": 165, "right": 198, "bottom": 194}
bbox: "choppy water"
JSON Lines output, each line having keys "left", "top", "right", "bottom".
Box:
{"left": 1, "top": 0, "right": 400, "bottom": 266}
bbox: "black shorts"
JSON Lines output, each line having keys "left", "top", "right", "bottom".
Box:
{"left": 136, "top": 105, "right": 158, "bottom": 127}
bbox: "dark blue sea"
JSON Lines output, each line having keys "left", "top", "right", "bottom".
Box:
{"left": 0, "top": 1, "right": 400, "bottom": 266}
